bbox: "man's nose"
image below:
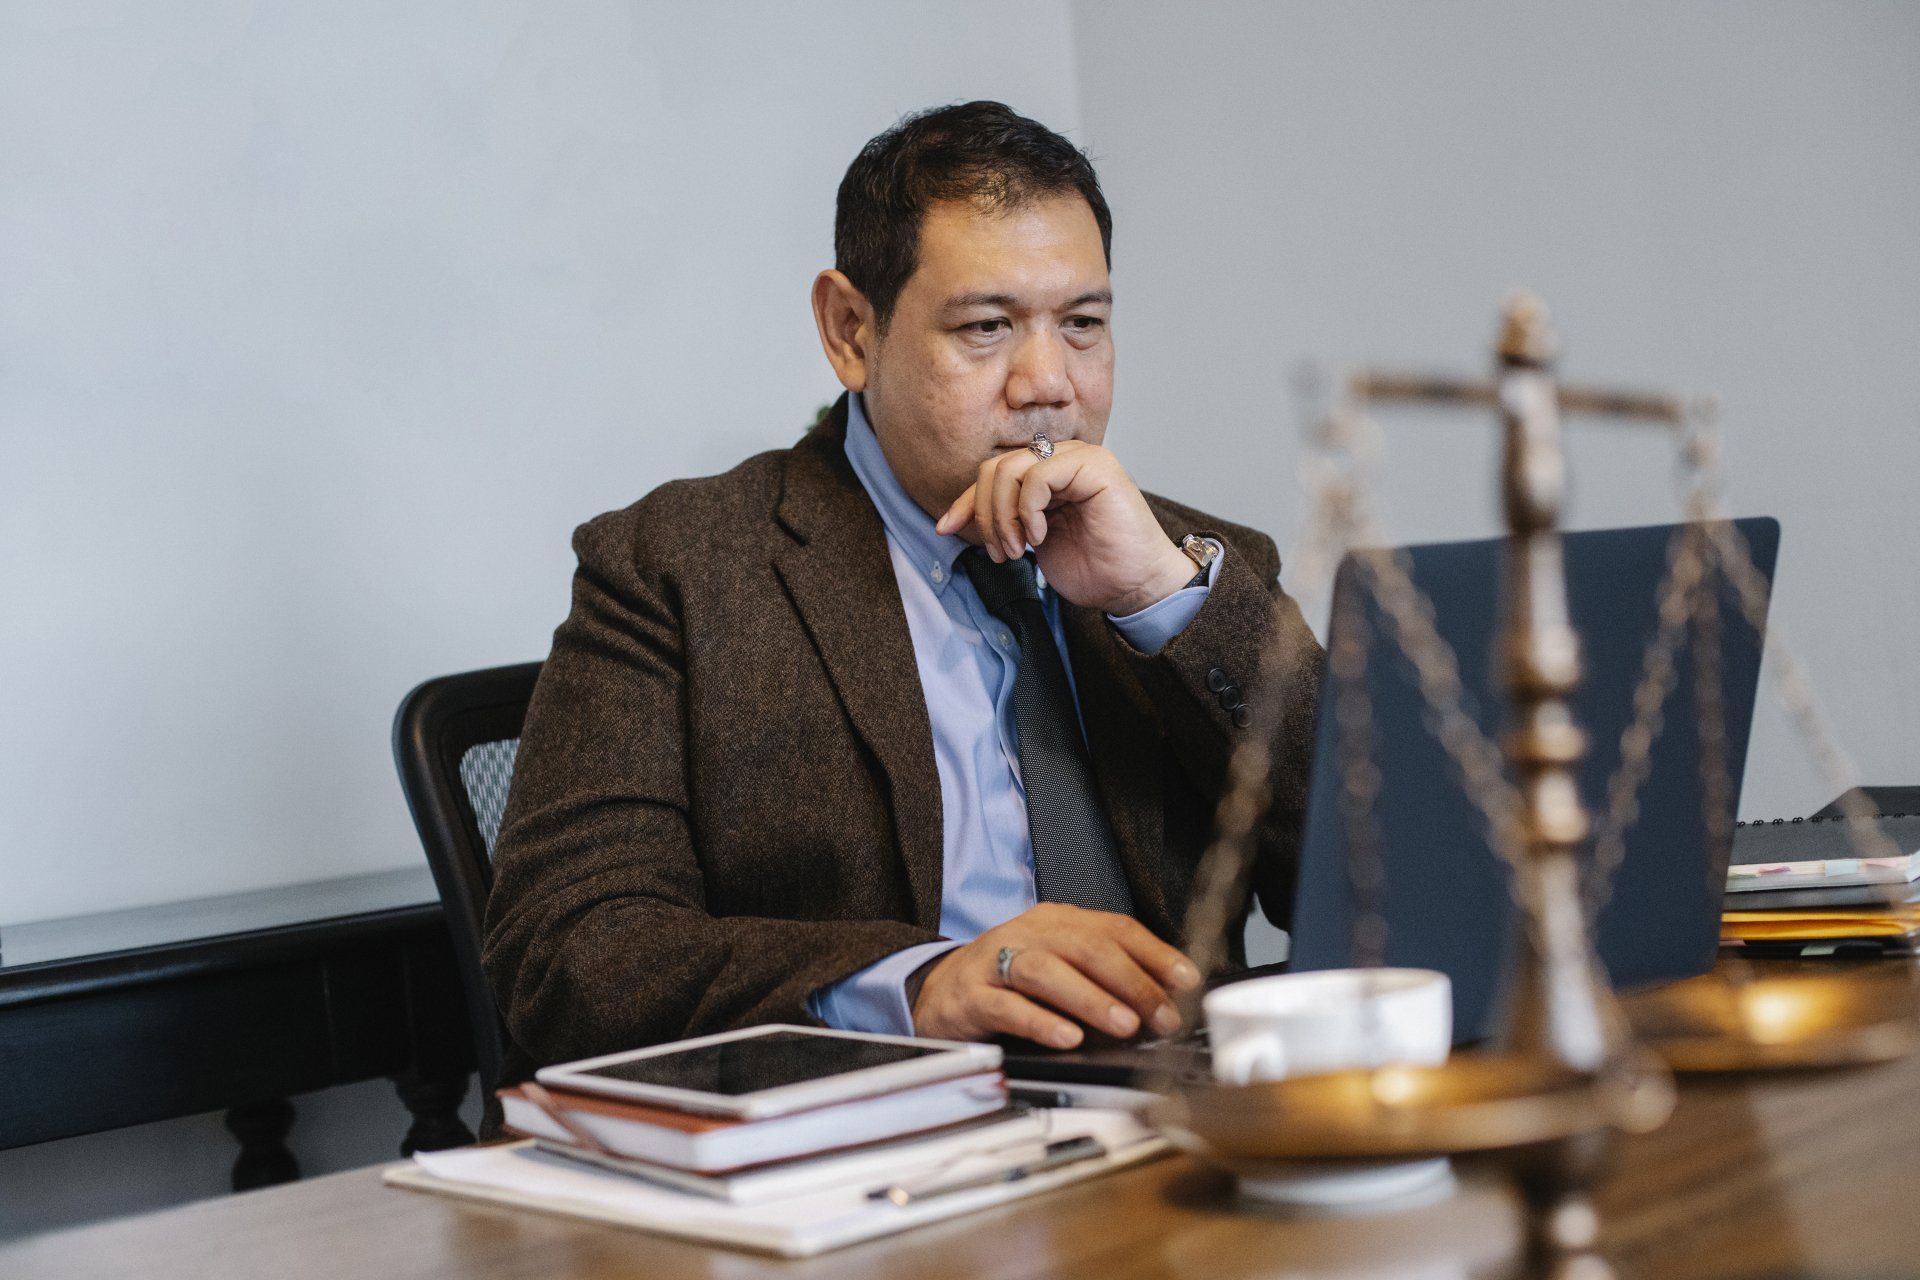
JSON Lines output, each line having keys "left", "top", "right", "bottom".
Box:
{"left": 1004, "top": 329, "right": 1074, "bottom": 410}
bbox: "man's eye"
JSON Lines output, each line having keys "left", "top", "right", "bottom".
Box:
{"left": 1065, "top": 316, "right": 1106, "bottom": 332}
{"left": 964, "top": 319, "right": 1009, "bottom": 335}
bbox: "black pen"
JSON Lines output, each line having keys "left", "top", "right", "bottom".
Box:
{"left": 869, "top": 1136, "right": 1108, "bottom": 1206}
{"left": 1008, "top": 1084, "right": 1075, "bottom": 1109}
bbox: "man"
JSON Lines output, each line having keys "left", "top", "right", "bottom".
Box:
{"left": 483, "top": 102, "right": 1321, "bottom": 1079}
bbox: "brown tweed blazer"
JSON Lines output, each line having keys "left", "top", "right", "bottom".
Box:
{"left": 482, "top": 396, "right": 1323, "bottom": 1081}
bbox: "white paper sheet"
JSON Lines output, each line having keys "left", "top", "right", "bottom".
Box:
{"left": 385, "top": 1108, "right": 1167, "bottom": 1258}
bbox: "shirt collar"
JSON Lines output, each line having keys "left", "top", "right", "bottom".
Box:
{"left": 844, "top": 392, "right": 971, "bottom": 595}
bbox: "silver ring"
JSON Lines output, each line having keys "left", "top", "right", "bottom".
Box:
{"left": 1027, "top": 432, "right": 1054, "bottom": 460}
{"left": 996, "top": 945, "right": 1020, "bottom": 987}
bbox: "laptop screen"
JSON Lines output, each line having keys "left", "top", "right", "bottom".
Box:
{"left": 1285, "top": 518, "right": 1778, "bottom": 1044}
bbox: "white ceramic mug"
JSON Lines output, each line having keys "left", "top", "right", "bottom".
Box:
{"left": 1204, "top": 968, "right": 1452, "bottom": 1086}
{"left": 1200, "top": 968, "right": 1457, "bottom": 1210}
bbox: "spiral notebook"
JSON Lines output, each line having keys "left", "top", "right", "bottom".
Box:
{"left": 1721, "top": 791, "right": 1920, "bottom": 955}
{"left": 1725, "top": 811, "right": 1920, "bottom": 896}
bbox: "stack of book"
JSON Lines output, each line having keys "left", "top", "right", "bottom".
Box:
{"left": 381, "top": 1026, "right": 1168, "bottom": 1256}
{"left": 1722, "top": 811, "right": 1920, "bottom": 956}
{"left": 497, "top": 1067, "right": 1033, "bottom": 1204}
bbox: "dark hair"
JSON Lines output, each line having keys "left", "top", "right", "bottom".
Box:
{"left": 834, "top": 101, "right": 1113, "bottom": 331}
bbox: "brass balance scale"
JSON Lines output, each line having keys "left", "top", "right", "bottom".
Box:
{"left": 1147, "top": 296, "right": 1920, "bottom": 1276}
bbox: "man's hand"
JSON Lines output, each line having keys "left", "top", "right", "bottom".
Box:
{"left": 911, "top": 903, "right": 1201, "bottom": 1047}
{"left": 934, "top": 440, "right": 1198, "bottom": 616}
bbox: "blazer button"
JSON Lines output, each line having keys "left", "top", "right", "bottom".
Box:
{"left": 1232, "top": 704, "right": 1253, "bottom": 728}
{"left": 1206, "top": 668, "right": 1230, "bottom": 693}
{"left": 1217, "top": 684, "right": 1241, "bottom": 709}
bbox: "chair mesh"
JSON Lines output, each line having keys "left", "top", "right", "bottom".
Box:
{"left": 458, "top": 738, "right": 521, "bottom": 858}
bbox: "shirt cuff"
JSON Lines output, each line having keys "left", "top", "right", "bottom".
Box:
{"left": 1106, "top": 540, "right": 1223, "bottom": 656}
{"left": 805, "top": 940, "right": 965, "bottom": 1036}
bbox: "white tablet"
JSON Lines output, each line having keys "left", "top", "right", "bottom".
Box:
{"left": 534, "top": 1024, "right": 1003, "bottom": 1119}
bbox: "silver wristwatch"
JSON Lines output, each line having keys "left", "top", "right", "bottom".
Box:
{"left": 1179, "top": 534, "right": 1219, "bottom": 587}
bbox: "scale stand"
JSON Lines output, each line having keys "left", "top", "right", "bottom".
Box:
{"left": 1156, "top": 297, "right": 1695, "bottom": 1279}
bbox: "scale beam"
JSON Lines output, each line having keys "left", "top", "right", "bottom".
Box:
{"left": 1349, "top": 371, "right": 1687, "bottom": 426}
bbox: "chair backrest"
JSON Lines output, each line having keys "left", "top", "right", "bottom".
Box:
{"left": 392, "top": 661, "right": 542, "bottom": 1100}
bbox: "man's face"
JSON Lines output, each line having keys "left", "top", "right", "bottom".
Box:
{"left": 862, "top": 194, "right": 1114, "bottom": 520}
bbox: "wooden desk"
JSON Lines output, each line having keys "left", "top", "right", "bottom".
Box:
{"left": 0, "top": 866, "right": 475, "bottom": 1188}
{"left": 6, "top": 1029, "right": 1917, "bottom": 1279}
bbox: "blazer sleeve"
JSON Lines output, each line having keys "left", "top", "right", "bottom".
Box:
{"left": 1111, "top": 524, "right": 1324, "bottom": 929}
{"left": 481, "top": 509, "right": 939, "bottom": 1069}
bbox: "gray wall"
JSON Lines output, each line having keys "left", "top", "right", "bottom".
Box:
{"left": 5, "top": 0, "right": 1916, "bottom": 1243}
{"left": 1072, "top": 0, "right": 1920, "bottom": 837}
{"left": 0, "top": 0, "right": 1080, "bottom": 926}
{"left": 0, "top": 0, "right": 1080, "bottom": 1239}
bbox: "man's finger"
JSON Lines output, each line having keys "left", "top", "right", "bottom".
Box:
{"left": 1051, "top": 935, "right": 1176, "bottom": 1034}
{"left": 1021, "top": 504, "right": 1048, "bottom": 549}
{"left": 1102, "top": 915, "right": 1203, "bottom": 993}
{"left": 936, "top": 485, "right": 978, "bottom": 540}
{"left": 973, "top": 985, "right": 1083, "bottom": 1049}
{"left": 1014, "top": 462, "right": 1073, "bottom": 551}
{"left": 986, "top": 450, "right": 1039, "bottom": 561}
{"left": 971, "top": 454, "right": 1007, "bottom": 563}
{"left": 1008, "top": 949, "right": 1142, "bottom": 1038}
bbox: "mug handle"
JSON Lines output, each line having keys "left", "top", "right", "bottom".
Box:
{"left": 1212, "top": 1034, "right": 1287, "bottom": 1085}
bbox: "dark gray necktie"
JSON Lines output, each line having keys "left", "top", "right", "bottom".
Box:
{"left": 959, "top": 549, "right": 1136, "bottom": 916}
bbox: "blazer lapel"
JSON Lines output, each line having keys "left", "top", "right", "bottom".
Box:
{"left": 772, "top": 401, "right": 945, "bottom": 930}
{"left": 1061, "top": 605, "right": 1172, "bottom": 937}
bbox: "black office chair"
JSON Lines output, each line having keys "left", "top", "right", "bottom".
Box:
{"left": 392, "top": 661, "right": 542, "bottom": 1108}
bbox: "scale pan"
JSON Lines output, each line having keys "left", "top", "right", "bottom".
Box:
{"left": 1625, "top": 968, "right": 1920, "bottom": 1072}
{"left": 1153, "top": 1052, "right": 1673, "bottom": 1162}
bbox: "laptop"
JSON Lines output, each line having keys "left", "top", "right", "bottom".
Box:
{"left": 1006, "top": 517, "right": 1778, "bottom": 1082}
{"left": 1286, "top": 518, "right": 1778, "bottom": 1043}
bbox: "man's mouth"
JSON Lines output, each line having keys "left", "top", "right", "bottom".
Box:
{"left": 995, "top": 431, "right": 1068, "bottom": 452}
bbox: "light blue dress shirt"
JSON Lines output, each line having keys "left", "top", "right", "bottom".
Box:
{"left": 805, "top": 393, "right": 1222, "bottom": 1035}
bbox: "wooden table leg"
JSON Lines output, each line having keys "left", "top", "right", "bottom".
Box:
{"left": 393, "top": 1071, "right": 474, "bottom": 1155}
{"left": 225, "top": 1098, "right": 300, "bottom": 1191}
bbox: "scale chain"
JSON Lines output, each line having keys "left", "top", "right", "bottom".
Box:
{"left": 1583, "top": 410, "right": 1723, "bottom": 916}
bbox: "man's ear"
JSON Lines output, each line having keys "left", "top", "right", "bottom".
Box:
{"left": 811, "top": 270, "right": 875, "bottom": 392}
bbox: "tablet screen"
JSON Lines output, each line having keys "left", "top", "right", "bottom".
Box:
{"left": 573, "top": 1030, "right": 951, "bottom": 1097}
